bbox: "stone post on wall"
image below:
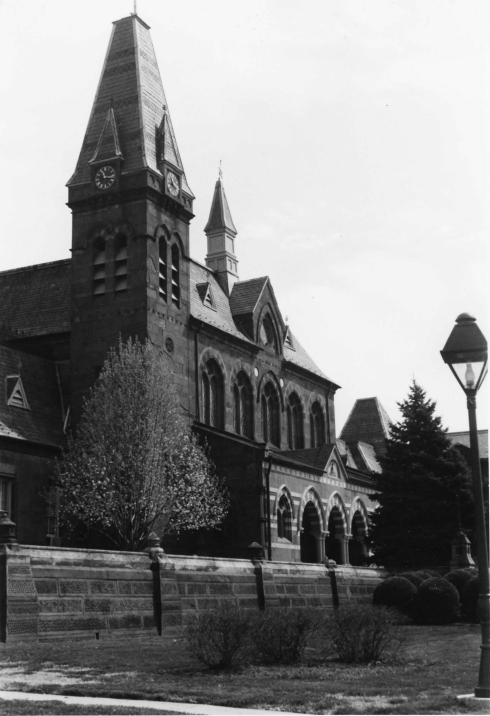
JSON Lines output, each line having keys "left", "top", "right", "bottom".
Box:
{"left": 248, "top": 542, "right": 265, "bottom": 610}
{"left": 146, "top": 532, "right": 165, "bottom": 636}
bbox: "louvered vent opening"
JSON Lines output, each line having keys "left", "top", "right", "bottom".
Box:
{"left": 159, "top": 238, "right": 167, "bottom": 301}
{"left": 171, "top": 245, "right": 180, "bottom": 306}
{"left": 93, "top": 239, "right": 106, "bottom": 295}
{"left": 114, "top": 236, "right": 128, "bottom": 292}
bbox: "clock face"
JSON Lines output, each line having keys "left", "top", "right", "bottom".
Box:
{"left": 166, "top": 171, "right": 179, "bottom": 196}
{"left": 95, "top": 165, "right": 116, "bottom": 189}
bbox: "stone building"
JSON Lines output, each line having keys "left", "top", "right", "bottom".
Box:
{"left": 0, "top": 12, "right": 387, "bottom": 564}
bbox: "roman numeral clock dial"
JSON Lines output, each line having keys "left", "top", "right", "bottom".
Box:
{"left": 95, "top": 165, "right": 116, "bottom": 189}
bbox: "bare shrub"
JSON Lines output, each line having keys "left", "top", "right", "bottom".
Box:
{"left": 250, "top": 607, "right": 315, "bottom": 664}
{"left": 325, "top": 605, "right": 406, "bottom": 663}
{"left": 184, "top": 602, "right": 252, "bottom": 669}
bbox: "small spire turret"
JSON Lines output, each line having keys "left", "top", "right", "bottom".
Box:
{"left": 204, "top": 173, "right": 238, "bottom": 296}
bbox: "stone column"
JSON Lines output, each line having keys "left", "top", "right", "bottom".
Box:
{"left": 337, "top": 535, "right": 350, "bottom": 565}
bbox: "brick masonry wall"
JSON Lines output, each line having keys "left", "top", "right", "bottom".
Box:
{"left": 0, "top": 545, "right": 385, "bottom": 642}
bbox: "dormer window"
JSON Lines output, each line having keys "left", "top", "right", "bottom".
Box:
{"left": 6, "top": 375, "right": 30, "bottom": 410}
{"left": 197, "top": 282, "right": 217, "bottom": 311}
{"left": 259, "top": 315, "right": 277, "bottom": 351}
{"left": 171, "top": 244, "right": 180, "bottom": 306}
{"left": 114, "top": 235, "right": 128, "bottom": 292}
{"left": 93, "top": 237, "right": 106, "bottom": 295}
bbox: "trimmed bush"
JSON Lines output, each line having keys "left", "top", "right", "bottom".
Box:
{"left": 415, "top": 571, "right": 432, "bottom": 581}
{"left": 184, "top": 603, "right": 252, "bottom": 669}
{"left": 412, "top": 577, "right": 460, "bottom": 624}
{"left": 373, "top": 576, "right": 417, "bottom": 615}
{"left": 250, "top": 607, "right": 314, "bottom": 664}
{"left": 324, "top": 605, "right": 406, "bottom": 663}
{"left": 424, "top": 569, "right": 443, "bottom": 578}
{"left": 399, "top": 572, "right": 424, "bottom": 588}
{"left": 443, "top": 569, "right": 476, "bottom": 599}
{"left": 461, "top": 576, "right": 480, "bottom": 623}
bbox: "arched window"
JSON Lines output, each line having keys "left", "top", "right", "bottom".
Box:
{"left": 287, "top": 392, "right": 304, "bottom": 449}
{"left": 158, "top": 237, "right": 167, "bottom": 302}
{"left": 114, "top": 234, "right": 128, "bottom": 291}
{"left": 277, "top": 493, "right": 293, "bottom": 541}
{"left": 171, "top": 244, "right": 180, "bottom": 306}
{"left": 202, "top": 359, "right": 224, "bottom": 429}
{"left": 259, "top": 314, "right": 277, "bottom": 352}
{"left": 233, "top": 371, "right": 253, "bottom": 439}
{"left": 93, "top": 237, "right": 106, "bottom": 295}
{"left": 261, "top": 381, "right": 280, "bottom": 447}
{"left": 310, "top": 401, "right": 325, "bottom": 448}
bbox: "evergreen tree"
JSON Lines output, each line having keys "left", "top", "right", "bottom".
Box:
{"left": 368, "top": 381, "right": 473, "bottom": 569}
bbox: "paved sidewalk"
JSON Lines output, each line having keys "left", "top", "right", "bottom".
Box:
{"left": 0, "top": 690, "right": 305, "bottom": 715}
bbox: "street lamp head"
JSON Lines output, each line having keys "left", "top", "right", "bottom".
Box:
{"left": 441, "top": 313, "right": 488, "bottom": 393}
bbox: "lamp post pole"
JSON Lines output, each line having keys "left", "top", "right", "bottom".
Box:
{"left": 441, "top": 312, "right": 489, "bottom": 699}
{"left": 466, "top": 390, "right": 490, "bottom": 698}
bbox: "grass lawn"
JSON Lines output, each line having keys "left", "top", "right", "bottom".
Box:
{"left": 0, "top": 625, "right": 488, "bottom": 714}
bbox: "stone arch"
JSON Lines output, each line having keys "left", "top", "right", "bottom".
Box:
{"left": 349, "top": 498, "right": 369, "bottom": 535}
{"left": 306, "top": 391, "right": 326, "bottom": 415}
{"left": 110, "top": 220, "right": 134, "bottom": 240}
{"left": 170, "top": 230, "right": 187, "bottom": 258}
{"left": 256, "top": 370, "right": 284, "bottom": 410}
{"left": 326, "top": 492, "right": 348, "bottom": 533}
{"left": 155, "top": 224, "right": 170, "bottom": 241}
{"left": 90, "top": 224, "right": 110, "bottom": 242}
{"left": 299, "top": 487, "right": 325, "bottom": 563}
{"left": 325, "top": 492, "right": 349, "bottom": 565}
{"left": 199, "top": 347, "right": 228, "bottom": 385}
{"left": 274, "top": 485, "right": 295, "bottom": 542}
{"left": 229, "top": 361, "right": 256, "bottom": 397}
{"left": 349, "top": 498, "right": 370, "bottom": 567}
{"left": 256, "top": 302, "right": 281, "bottom": 353}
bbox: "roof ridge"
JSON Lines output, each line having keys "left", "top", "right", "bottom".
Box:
{"left": 0, "top": 258, "right": 71, "bottom": 276}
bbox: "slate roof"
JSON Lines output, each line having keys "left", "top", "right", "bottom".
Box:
{"left": 204, "top": 179, "right": 237, "bottom": 234}
{"left": 67, "top": 15, "right": 193, "bottom": 197}
{"left": 0, "top": 260, "right": 71, "bottom": 338}
{"left": 279, "top": 444, "right": 336, "bottom": 470}
{"left": 229, "top": 277, "right": 268, "bottom": 316}
{"left": 357, "top": 441, "right": 382, "bottom": 473}
{"left": 336, "top": 438, "right": 358, "bottom": 469}
{"left": 283, "top": 331, "right": 330, "bottom": 381}
{"left": 340, "top": 397, "right": 392, "bottom": 455}
{"left": 0, "top": 344, "right": 64, "bottom": 448}
{"left": 190, "top": 262, "right": 254, "bottom": 343}
{"left": 448, "top": 430, "right": 488, "bottom": 459}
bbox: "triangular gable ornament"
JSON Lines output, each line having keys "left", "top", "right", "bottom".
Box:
{"left": 6, "top": 376, "right": 30, "bottom": 410}
{"left": 284, "top": 325, "right": 295, "bottom": 351}
{"left": 89, "top": 107, "right": 123, "bottom": 165}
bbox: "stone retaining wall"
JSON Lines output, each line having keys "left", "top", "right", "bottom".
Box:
{"left": 0, "top": 544, "right": 385, "bottom": 642}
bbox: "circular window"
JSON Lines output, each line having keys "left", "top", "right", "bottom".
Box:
{"left": 254, "top": 367, "right": 259, "bottom": 377}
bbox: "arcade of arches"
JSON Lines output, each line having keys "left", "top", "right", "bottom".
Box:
{"left": 278, "top": 491, "right": 370, "bottom": 566}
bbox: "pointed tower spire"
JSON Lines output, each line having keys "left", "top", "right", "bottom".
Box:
{"left": 67, "top": 14, "right": 193, "bottom": 206}
{"left": 204, "top": 174, "right": 238, "bottom": 295}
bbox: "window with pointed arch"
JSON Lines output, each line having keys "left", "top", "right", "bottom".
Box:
{"left": 259, "top": 314, "right": 277, "bottom": 352}
{"left": 158, "top": 236, "right": 168, "bottom": 302}
{"left": 310, "top": 401, "right": 325, "bottom": 448}
{"left": 276, "top": 492, "right": 293, "bottom": 541}
{"left": 202, "top": 359, "right": 224, "bottom": 429}
{"left": 261, "top": 380, "right": 280, "bottom": 447}
{"left": 287, "top": 392, "right": 304, "bottom": 449}
{"left": 171, "top": 244, "right": 180, "bottom": 306}
{"left": 233, "top": 371, "right": 253, "bottom": 439}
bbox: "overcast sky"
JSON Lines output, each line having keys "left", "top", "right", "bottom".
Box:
{"left": 0, "top": 0, "right": 488, "bottom": 434}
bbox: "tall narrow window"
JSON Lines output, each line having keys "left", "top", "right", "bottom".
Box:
{"left": 171, "top": 244, "right": 180, "bottom": 306}
{"left": 233, "top": 371, "right": 253, "bottom": 438}
{"left": 114, "top": 234, "right": 128, "bottom": 292}
{"left": 0, "top": 478, "right": 12, "bottom": 517}
{"left": 310, "top": 401, "right": 325, "bottom": 448}
{"left": 93, "top": 238, "right": 106, "bottom": 295}
{"left": 261, "top": 381, "right": 280, "bottom": 447}
{"left": 202, "top": 359, "right": 224, "bottom": 429}
{"left": 287, "top": 392, "right": 304, "bottom": 449}
{"left": 158, "top": 237, "right": 168, "bottom": 301}
{"left": 277, "top": 493, "right": 292, "bottom": 541}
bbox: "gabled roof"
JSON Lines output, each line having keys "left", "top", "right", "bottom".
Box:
{"left": 448, "top": 430, "right": 488, "bottom": 459}
{"left": 67, "top": 15, "right": 193, "bottom": 197}
{"left": 0, "top": 344, "right": 64, "bottom": 448}
{"left": 229, "top": 277, "right": 269, "bottom": 316}
{"left": 0, "top": 260, "right": 71, "bottom": 339}
{"left": 190, "top": 261, "right": 253, "bottom": 344}
{"left": 204, "top": 179, "right": 237, "bottom": 234}
{"left": 336, "top": 438, "right": 358, "bottom": 469}
{"left": 340, "top": 397, "right": 392, "bottom": 456}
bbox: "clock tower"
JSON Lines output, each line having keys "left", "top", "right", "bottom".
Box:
{"left": 67, "top": 13, "right": 194, "bottom": 421}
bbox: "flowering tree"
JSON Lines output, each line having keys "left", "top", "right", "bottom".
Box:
{"left": 55, "top": 338, "right": 228, "bottom": 551}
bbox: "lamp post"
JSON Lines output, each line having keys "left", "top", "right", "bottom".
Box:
{"left": 441, "top": 312, "right": 489, "bottom": 699}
